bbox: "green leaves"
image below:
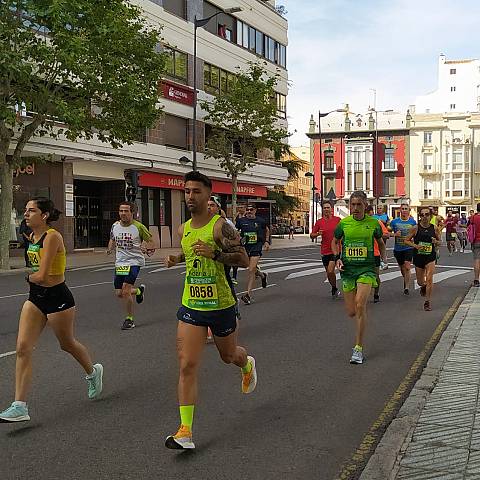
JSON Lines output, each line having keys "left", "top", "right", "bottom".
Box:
{"left": 0, "top": 0, "right": 167, "bottom": 165}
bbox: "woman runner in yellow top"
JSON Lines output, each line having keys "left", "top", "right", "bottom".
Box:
{"left": 0, "top": 198, "right": 103, "bottom": 423}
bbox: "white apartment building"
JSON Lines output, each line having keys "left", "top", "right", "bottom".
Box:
{"left": 415, "top": 54, "right": 480, "bottom": 114}
{"left": 409, "top": 112, "right": 480, "bottom": 216}
{"left": 13, "top": 0, "right": 289, "bottom": 250}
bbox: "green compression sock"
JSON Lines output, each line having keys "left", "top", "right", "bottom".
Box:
{"left": 135, "top": 288, "right": 141, "bottom": 295}
{"left": 126, "top": 315, "right": 133, "bottom": 321}
{"left": 179, "top": 405, "right": 195, "bottom": 429}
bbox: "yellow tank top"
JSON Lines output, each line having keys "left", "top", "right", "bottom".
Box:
{"left": 27, "top": 228, "right": 66, "bottom": 275}
{"left": 181, "top": 215, "right": 235, "bottom": 311}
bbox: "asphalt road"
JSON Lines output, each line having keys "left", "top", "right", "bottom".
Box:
{"left": 0, "top": 244, "right": 474, "bottom": 480}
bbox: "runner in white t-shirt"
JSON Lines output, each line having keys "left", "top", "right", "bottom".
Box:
{"left": 107, "top": 201, "right": 155, "bottom": 330}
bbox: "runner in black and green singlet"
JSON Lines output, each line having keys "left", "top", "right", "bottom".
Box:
{"left": 164, "top": 171, "right": 257, "bottom": 450}
{"left": 332, "top": 191, "right": 387, "bottom": 365}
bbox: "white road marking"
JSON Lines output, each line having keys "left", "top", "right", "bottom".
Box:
{"left": 414, "top": 269, "right": 470, "bottom": 289}
{"left": 0, "top": 351, "right": 16, "bottom": 359}
{"left": 68, "top": 264, "right": 111, "bottom": 272}
{"left": 236, "top": 284, "right": 277, "bottom": 296}
{"left": 287, "top": 268, "right": 325, "bottom": 280}
{"left": 261, "top": 262, "right": 321, "bottom": 274}
{"left": 148, "top": 265, "right": 186, "bottom": 273}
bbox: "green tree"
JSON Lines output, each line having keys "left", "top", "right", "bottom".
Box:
{"left": 201, "top": 62, "right": 289, "bottom": 218}
{"left": 268, "top": 188, "right": 300, "bottom": 217}
{"left": 0, "top": 0, "right": 166, "bottom": 269}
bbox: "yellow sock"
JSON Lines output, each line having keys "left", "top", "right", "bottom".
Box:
{"left": 179, "top": 405, "right": 194, "bottom": 429}
{"left": 241, "top": 359, "right": 252, "bottom": 374}
{"left": 354, "top": 344, "right": 363, "bottom": 352}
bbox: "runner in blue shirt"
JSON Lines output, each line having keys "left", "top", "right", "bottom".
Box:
{"left": 390, "top": 203, "right": 417, "bottom": 295}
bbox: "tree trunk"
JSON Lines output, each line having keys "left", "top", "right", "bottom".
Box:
{"left": 232, "top": 173, "right": 238, "bottom": 220}
{"left": 0, "top": 159, "right": 13, "bottom": 270}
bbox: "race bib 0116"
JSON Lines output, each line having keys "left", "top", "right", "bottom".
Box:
{"left": 345, "top": 245, "right": 368, "bottom": 261}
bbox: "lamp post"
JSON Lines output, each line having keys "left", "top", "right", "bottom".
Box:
{"left": 305, "top": 171, "right": 317, "bottom": 231}
{"left": 317, "top": 108, "right": 346, "bottom": 212}
{"left": 368, "top": 106, "right": 394, "bottom": 207}
{"left": 192, "top": 7, "right": 242, "bottom": 171}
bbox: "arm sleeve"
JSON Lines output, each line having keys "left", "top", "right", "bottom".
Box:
{"left": 134, "top": 221, "right": 152, "bottom": 241}
{"left": 334, "top": 222, "right": 344, "bottom": 239}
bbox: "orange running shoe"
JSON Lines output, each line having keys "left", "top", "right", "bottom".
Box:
{"left": 242, "top": 356, "right": 257, "bottom": 394}
{"left": 165, "top": 425, "right": 195, "bottom": 449}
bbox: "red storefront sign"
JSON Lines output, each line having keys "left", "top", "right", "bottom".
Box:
{"left": 139, "top": 172, "right": 267, "bottom": 198}
{"left": 161, "top": 80, "right": 194, "bottom": 106}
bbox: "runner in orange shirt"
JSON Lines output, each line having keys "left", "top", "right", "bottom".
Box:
{"left": 367, "top": 205, "right": 390, "bottom": 303}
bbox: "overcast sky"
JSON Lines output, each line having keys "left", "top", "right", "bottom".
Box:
{"left": 283, "top": 0, "right": 480, "bottom": 146}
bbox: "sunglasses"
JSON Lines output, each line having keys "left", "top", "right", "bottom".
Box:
{"left": 246, "top": 208, "right": 255, "bottom": 211}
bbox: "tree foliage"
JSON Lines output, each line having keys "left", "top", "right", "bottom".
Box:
{"left": 0, "top": 0, "right": 166, "bottom": 268}
{"left": 200, "top": 62, "right": 289, "bottom": 217}
{"left": 268, "top": 188, "right": 300, "bottom": 216}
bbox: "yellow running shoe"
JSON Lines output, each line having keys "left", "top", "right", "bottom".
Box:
{"left": 165, "top": 425, "right": 195, "bottom": 449}
{"left": 242, "top": 356, "right": 257, "bottom": 394}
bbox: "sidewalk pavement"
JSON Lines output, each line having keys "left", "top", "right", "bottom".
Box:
{"left": 1, "top": 234, "right": 316, "bottom": 275}
{"left": 360, "top": 286, "right": 480, "bottom": 480}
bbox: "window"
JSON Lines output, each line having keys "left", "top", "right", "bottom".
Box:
{"left": 452, "top": 147, "right": 463, "bottom": 171}
{"left": 450, "top": 104, "right": 456, "bottom": 110}
{"left": 236, "top": 20, "right": 243, "bottom": 46}
{"left": 163, "top": 0, "right": 186, "bottom": 19}
{"left": 450, "top": 68, "right": 456, "bottom": 74}
{"left": 204, "top": 62, "right": 236, "bottom": 96}
{"left": 324, "top": 151, "right": 334, "bottom": 171}
{"left": 249, "top": 26, "right": 256, "bottom": 52}
{"left": 452, "top": 173, "right": 463, "bottom": 196}
{"left": 276, "top": 93, "right": 286, "bottom": 118}
{"left": 451, "top": 86, "right": 456, "bottom": 92}
{"left": 353, "top": 148, "right": 362, "bottom": 172}
{"left": 424, "top": 131, "right": 432, "bottom": 144}
{"left": 423, "top": 153, "right": 433, "bottom": 170}
{"left": 384, "top": 148, "right": 395, "bottom": 169}
{"left": 164, "top": 47, "right": 187, "bottom": 82}
{"left": 423, "top": 180, "right": 433, "bottom": 199}
{"left": 255, "top": 30, "right": 264, "bottom": 55}
{"left": 165, "top": 114, "right": 188, "bottom": 149}
{"left": 383, "top": 175, "right": 395, "bottom": 196}
{"left": 242, "top": 23, "right": 249, "bottom": 48}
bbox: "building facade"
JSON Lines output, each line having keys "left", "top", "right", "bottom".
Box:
{"left": 9, "top": 0, "right": 289, "bottom": 251}
{"left": 306, "top": 107, "right": 411, "bottom": 226}
{"left": 409, "top": 112, "right": 480, "bottom": 216}
{"left": 281, "top": 151, "right": 310, "bottom": 230}
{"left": 415, "top": 54, "right": 480, "bottom": 114}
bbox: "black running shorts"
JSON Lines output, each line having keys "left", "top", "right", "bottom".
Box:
{"left": 177, "top": 305, "right": 237, "bottom": 337}
{"left": 394, "top": 249, "right": 413, "bottom": 266}
{"left": 28, "top": 281, "right": 75, "bottom": 315}
{"left": 322, "top": 254, "right": 335, "bottom": 269}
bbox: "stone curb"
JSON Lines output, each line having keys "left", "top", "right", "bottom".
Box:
{"left": 359, "top": 288, "right": 475, "bottom": 480}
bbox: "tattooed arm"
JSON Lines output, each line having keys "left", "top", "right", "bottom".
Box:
{"left": 193, "top": 218, "right": 249, "bottom": 267}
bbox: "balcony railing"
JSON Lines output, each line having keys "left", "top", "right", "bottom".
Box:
{"left": 322, "top": 162, "right": 336, "bottom": 174}
{"left": 382, "top": 160, "right": 398, "bottom": 172}
{"left": 419, "top": 165, "right": 441, "bottom": 175}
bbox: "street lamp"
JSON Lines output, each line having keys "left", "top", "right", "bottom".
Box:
{"left": 318, "top": 108, "right": 346, "bottom": 209}
{"left": 192, "top": 6, "right": 242, "bottom": 171}
{"left": 368, "top": 106, "right": 394, "bottom": 206}
{"left": 305, "top": 171, "right": 317, "bottom": 231}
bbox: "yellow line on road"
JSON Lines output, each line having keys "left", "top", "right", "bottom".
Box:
{"left": 335, "top": 293, "right": 465, "bottom": 480}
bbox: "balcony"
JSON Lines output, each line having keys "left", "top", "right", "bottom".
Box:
{"left": 382, "top": 160, "right": 398, "bottom": 172}
{"left": 322, "top": 162, "right": 336, "bottom": 174}
{"left": 419, "top": 165, "right": 441, "bottom": 176}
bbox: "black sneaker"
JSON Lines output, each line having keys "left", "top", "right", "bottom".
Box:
{"left": 240, "top": 293, "right": 251, "bottom": 305}
{"left": 404, "top": 288, "right": 409, "bottom": 295}
{"left": 121, "top": 318, "right": 135, "bottom": 330}
{"left": 373, "top": 294, "right": 380, "bottom": 303}
{"left": 261, "top": 272, "right": 268, "bottom": 288}
{"left": 136, "top": 284, "right": 146, "bottom": 304}
{"left": 474, "top": 280, "right": 480, "bottom": 287}
{"left": 331, "top": 287, "right": 339, "bottom": 298}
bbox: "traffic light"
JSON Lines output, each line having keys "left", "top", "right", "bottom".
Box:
{"left": 124, "top": 169, "right": 139, "bottom": 201}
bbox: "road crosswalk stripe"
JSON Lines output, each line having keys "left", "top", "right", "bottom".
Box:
{"left": 261, "top": 262, "right": 321, "bottom": 274}
{"left": 414, "top": 269, "right": 470, "bottom": 289}
{"left": 286, "top": 268, "right": 325, "bottom": 280}
{"left": 148, "top": 264, "right": 185, "bottom": 273}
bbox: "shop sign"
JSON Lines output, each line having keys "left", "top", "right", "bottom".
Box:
{"left": 161, "top": 80, "right": 194, "bottom": 106}
{"left": 13, "top": 164, "right": 35, "bottom": 177}
{"left": 139, "top": 172, "right": 267, "bottom": 198}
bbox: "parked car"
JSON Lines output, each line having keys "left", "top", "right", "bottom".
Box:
{"left": 293, "top": 226, "right": 305, "bottom": 234}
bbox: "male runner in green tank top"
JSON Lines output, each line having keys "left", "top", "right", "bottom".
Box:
{"left": 332, "top": 191, "right": 387, "bottom": 365}
{"left": 164, "top": 171, "right": 256, "bottom": 450}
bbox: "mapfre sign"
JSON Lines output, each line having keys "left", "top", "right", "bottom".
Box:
{"left": 161, "top": 80, "right": 194, "bottom": 106}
